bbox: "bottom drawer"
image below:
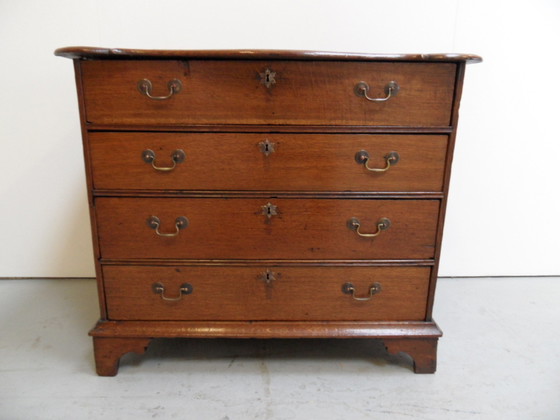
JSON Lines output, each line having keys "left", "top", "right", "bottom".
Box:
{"left": 103, "top": 265, "right": 431, "bottom": 321}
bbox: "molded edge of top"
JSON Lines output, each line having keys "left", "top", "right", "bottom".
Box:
{"left": 54, "top": 47, "right": 482, "bottom": 64}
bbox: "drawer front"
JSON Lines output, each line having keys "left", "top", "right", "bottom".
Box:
{"left": 90, "top": 133, "right": 448, "bottom": 192}
{"left": 81, "top": 60, "right": 455, "bottom": 126}
{"left": 103, "top": 265, "right": 430, "bottom": 321}
{"left": 96, "top": 198, "right": 439, "bottom": 260}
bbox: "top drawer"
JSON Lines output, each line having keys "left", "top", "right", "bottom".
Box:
{"left": 80, "top": 60, "right": 456, "bottom": 127}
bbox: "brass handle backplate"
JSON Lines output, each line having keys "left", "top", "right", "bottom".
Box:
{"left": 142, "top": 149, "right": 186, "bottom": 172}
{"left": 152, "top": 282, "right": 193, "bottom": 301}
{"left": 147, "top": 216, "right": 189, "bottom": 237}
{"left": 137, "top": 78, "right": 182, "bottom": 100}
{"left": 354, "top": 81, "right": 399, "bottom": 102}
{"left": 342, "top": 282, "right": 382, "bottom": 301}
{"left": 347, "top": 217, "right": 391, "bottom": 238}
{"left": 355, "top": 150, "right": 400, "bottom": 172}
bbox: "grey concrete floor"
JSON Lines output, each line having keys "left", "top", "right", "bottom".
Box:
{"left": 0, "top": 277, "right": 558, "bottom": 419}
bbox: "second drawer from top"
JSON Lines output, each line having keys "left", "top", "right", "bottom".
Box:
{"left": 89, "top": 133, "right": 448, "bottom": 192}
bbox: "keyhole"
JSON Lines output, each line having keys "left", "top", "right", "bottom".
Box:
{"left": 261, "top": 202, "right": 277, "bottom": 219}
{"left": 260, "top": 69, "right": 276, "bottom": 88}
{"left": 259, "top": 139, "right": 275, "bottom": 156}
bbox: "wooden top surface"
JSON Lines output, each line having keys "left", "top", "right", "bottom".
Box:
{"left": 55, "top": 46, "right": 482, "bottom": 63}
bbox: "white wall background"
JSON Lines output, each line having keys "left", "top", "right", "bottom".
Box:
{"left": 0, "top": 0, "right": 559, "bottom": 278}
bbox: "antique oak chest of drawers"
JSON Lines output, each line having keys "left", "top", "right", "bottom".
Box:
{"left": 56, "top": 47, "right": 481, "bottom": 375}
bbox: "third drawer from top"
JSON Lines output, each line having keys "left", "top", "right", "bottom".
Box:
{"left": 95, "top": 198, "right": 440, "bottom": 260}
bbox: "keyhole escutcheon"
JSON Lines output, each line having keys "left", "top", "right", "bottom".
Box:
{"left": 258, "top": 139, "right": 276, "bottom": 156}
{"left": 258, "top": 269, "right": 279, "bottom": 285}
{"left": 259, "top": 68, "right": 277, "bottom": 88}
{"left": 261, "top": 202, "right": 278, "bottom": 220}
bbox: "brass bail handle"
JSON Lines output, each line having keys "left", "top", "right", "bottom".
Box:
{"left": 152, "top": 282, "right": 193, "bottom": 301}
{"left": 142, "top": 149, "right": 186, "bottom": 172}
{"left": 147, "top": 216, "right": 189, "bottom": 237}
{"left": 137, "top": 78, "right": 182, "bottom": 100}
{"left": 342, "top": 282, "right": 382, "bottom": 301}
{"left": 347, "top": 217, "right": 391, "bottom": 238}
{"left": 354, "top": 81, "right": 399, "bottom": 102}
{"left": 355, "top": 150, "right": 400, "bottom": 173}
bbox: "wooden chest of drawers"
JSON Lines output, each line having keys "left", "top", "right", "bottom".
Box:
{"left": 56, "top": 47, "right": 481, "bottom": 375}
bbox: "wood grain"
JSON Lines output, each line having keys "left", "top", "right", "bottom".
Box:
{"left": 92, "top": 337, "right": 152, "bottom": 376}
{"left": 89, "top": 133, "right": 448, "bottom": 192}
{"left": 55, "top": 47, "right": 482, "bottom": 64}
{"left": 385, "top": 338, "right": 438, "bottom": 373}
{"left": 80, "top": 60, "right": 456, "bottom": 126}
{"left": 103, "top": 265, "right": 431, "bottom": 321}
{"left": 426, "top": 62, "right": 467, "bottom": 319}
{"left": 89, "top": 319, "right": 443, "bottom": 339}
{"left": 88, "top": 124, "right": 454, "bottom": 133}
{"left": 95, "top": 198, "right": 440, "bottom": 260}
{"left": 56, "top": 47, "right": 480, "bottom": 374}
{"left": 93, "top": 190, "right": 444, "bottom": 199}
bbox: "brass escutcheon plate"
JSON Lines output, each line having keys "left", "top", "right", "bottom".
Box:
{"left": 259, "top": 68, "right": 276, "bottom": 88}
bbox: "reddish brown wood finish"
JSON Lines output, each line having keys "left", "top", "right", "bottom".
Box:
{"left": 81, "top": 60, "right": 456, "bottom": 126}
{"left": 93, "top": 337, "right": 152, "bottom": 376}
{"left": 90, "top": 124, "right": 454, "bottom": 133}
{"left": 385, "top": 338, "right": 438, "bottom": 373}
{"left": 89, "top": 320, "right": 441, "bottom": 375}
{"left": 89, "top": 133, "right": 448, "bottom": 192}
{"left": 425, "top": 62, "right": 468, "bottom": 320}
{"left": 71, "top": 62, "right": 108, "bottom": 319}
{"left": 57, "top": 47, "right": 479, "bottom": 375}
{"left": 55, "top": 47, "right": 482, "bottom": 64}
{"left": 89, "top": 320, "right": 442, "bottom": 339}
{"left": 100, "top": 259, "right": 434, "bottom": 267}
{"left": 103, "top": 265, "right": 430, "bottom": 321}
{"left": 94, "top": 190, "right": 444, "bottom": 199}
{"left": 95, "top": 198, "right": 440, "bottom": 260}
